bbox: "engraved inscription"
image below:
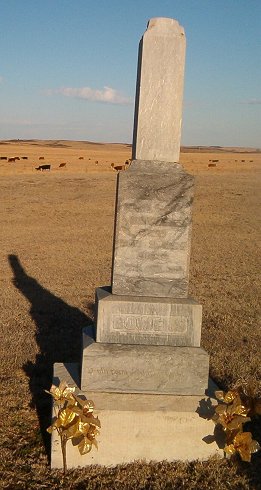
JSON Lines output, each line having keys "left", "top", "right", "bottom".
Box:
{"left": 168, "top": 316, "right": 188, "bottom": 334}
{"left": 111, "top": 313, "right": 188, "bottom": 336}
{"left": 88, "top": 367, "right": 156, "bottom": 377}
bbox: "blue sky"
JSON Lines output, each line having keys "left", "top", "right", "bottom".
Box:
{"left": 0, "top": 0, "right": 260, "bottom": 147}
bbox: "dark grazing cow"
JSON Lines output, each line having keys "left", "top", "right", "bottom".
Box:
{"left": 208, "top": 163, "right": 216, "bottom": 168}
{"left": 39, "top": 156, "right": 45, "bottom": 160}
{"left": 59, "top": 162, "right": 67, "bottom": 168}
{"left": 21, "top": 156, "right": 28, "bottom": 160}
{"left": 0, "top": 156, "right": 7, "bottom": 160}
{"left": 111, "top": 163, "right": 126, "bottom": 171}
{"left": 35, "top": 164, "right": 51, "bottom": 171}
{"left": 8, "top": 157, "right": 16, "bottom": 162}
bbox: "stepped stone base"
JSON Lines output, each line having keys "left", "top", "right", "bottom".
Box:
{"left": 81, "top": 330, "right": 209, "bottom": 395}
{"left": 51, "top": 363, "right": 224, "bottom": 468}
{"left": 95, "top": 287, "right": 202, "bottom": 346}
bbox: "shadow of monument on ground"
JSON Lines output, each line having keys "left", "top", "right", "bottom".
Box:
{"left": 8, "top": 254, "right": 94, "bottom": 458}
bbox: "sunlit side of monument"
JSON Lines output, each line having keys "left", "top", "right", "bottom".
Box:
{"left": 51, "top": 18, "right": 223, "bottom": 467}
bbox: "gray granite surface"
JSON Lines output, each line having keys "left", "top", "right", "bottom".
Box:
{"left": 112, "top": 160, "right": 194, "bottom": 298}
{"left": 132, "top": 17, "right": 186, "bottom": 162}
{"left": 81, "top": 337, "right": 209, "bottom": 395}
{"left": 95, "top": 287, "right": 202, "bottom": 346}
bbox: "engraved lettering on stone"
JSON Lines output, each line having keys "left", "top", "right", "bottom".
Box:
{"left": 88, "top": 367, "right": 156, "bottom": 377}
{"left": 111, "top": 313, "right": 188, "bottom": 335}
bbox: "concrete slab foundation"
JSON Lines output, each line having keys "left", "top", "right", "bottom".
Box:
{"left": 51, "top": 363, "right": 223, "bottom": 468}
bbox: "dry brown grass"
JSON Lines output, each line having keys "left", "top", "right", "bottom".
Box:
{"left": 0, "top": 140, "right": 260, "bottom": 489}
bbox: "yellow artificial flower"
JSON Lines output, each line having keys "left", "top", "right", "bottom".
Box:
{"left": 76, "top": 427, "right": 99, "bottom": 455}
{"left": 73, "top": 394, "right": 95, "bottom": 414}
{"left": 77, "top": 437, "right": 93, "bottom": 455}
{"left": 215, "top": 390, "right": 239, "bottom": 404}
{"left": 214, "top": 395, "right": 250, "bottom": 432}
{"left": 216, "top": 387, "right": 261, "bottom": 417}
{"left": 47, "top": 407, "right": 78, "bottom": 433}
{"left": 57, "top": 407, "right": 77, "bottom": 427}
{"left": 224, "top": 432, "right": 260, "bottom": 462}
{"left": 46, "top": 381, "right": 76, "bottom": 404}
{"left": 45, "top": 380, "right": 101, "bottom": 468}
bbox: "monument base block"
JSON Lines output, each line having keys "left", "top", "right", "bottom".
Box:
{"left": 81, "top": 330, "right": 209, "bottom": 395}
{"left": 51, "top": 363, "right": 224, "bottom": 468}
{"left": 95, "top": 287, "right": 202, "bottom": 346}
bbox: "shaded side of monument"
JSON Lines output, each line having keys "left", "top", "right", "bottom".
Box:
{"left": 51, "top": 17, "right": 223, "bottom": 467}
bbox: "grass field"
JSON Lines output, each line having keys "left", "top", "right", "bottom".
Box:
{"left": 0, "top": 140, "right": 260, "bottom": 489}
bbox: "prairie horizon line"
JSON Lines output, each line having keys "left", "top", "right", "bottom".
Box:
{"left": 0, "top": 139, "right": 260, "bottom": 153}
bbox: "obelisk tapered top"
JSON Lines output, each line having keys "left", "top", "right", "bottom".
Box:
{"left": 132, "top": 17, "right": 186, "bottom": 163}
{"left": 147, "top": 17, "right": 185, "bottom": 34}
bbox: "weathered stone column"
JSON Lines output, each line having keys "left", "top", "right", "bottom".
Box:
{"left": 132, "top": 18, "right": 186, "bottom": 162}
{"left": 111, "top": 19, "right": 191, "bottom": 298}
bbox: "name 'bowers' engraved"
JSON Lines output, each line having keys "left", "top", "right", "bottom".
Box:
{"left": 111, "top": 313, "right": 188, "bottom": 335}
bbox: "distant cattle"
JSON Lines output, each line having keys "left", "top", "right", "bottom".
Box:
{"left": 208, "top": 163, "right": 216, "bottom": 168}
{"left": 79, "top": 157, "right": 84, "bottom": 160}
{"left": 249, "top": 160, "right": 253, "bottom": 162}
{"left": 241, "top": 160, "right": 245, "bottom": 162}
{"left": 8, "top": 157, "right": 16, "bottom": 162}
{"left": 0, "top": 156, "right": 7, "bottom": 160}
{"left": 111, "top": 163, "right": 126, "bottom": 171}
{"left": 14, "top": 157, "right": 20, "bottom": 160}
{"left": 59, "top": 162, "right": 67, "bottom": 168}
{"left": 21, "top": 156, "right": 28, "bottom": 160}
{"left": 35, "top": 164, "right": 51, "bottom": 171}
{"left": 95, "top": 160, "right": 99, "bottom": 165}
{"left": 39, "top": 156, "right": 45, "bottom": 160}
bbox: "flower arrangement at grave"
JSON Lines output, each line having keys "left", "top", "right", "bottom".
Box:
{"left": 46, "top": 381, "right": 101, "bottom": 473}
{"left": 212, "top": 386, "right": 261, "bottom": 462}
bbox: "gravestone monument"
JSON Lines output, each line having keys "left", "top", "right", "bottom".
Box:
{"left": 51, "top": 18, "right": 222, "bottom": 467}
{"left": 82, "top": 17, "right": 208, "bottom": 395}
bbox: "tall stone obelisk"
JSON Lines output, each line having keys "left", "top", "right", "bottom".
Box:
{"left": 133, "top": 17, "right": 186, "bottom": 162}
